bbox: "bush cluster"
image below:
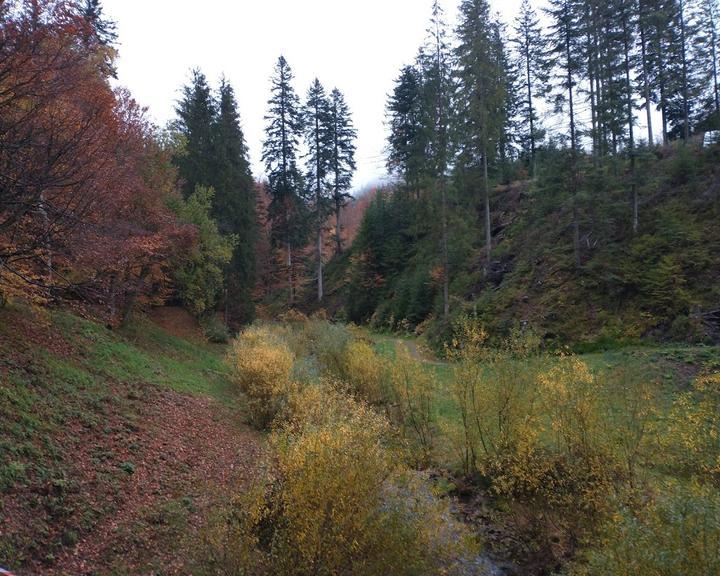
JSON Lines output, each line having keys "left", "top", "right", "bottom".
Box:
{"left": 216, "top": 321, "right": 479, "bottom": 575}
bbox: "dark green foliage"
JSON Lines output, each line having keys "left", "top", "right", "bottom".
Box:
{"left": 512, "top": 0, "right": 551, "bottom": 175}
{"left": 172, "top": 72, "right": 257, "bottom": 324}
{"left": 169, "top": 186, "right": 236, "bottom": 319}
{"left": 262, "top": 56, "right": 308, "bottom": 252}
{"left": 343, "top": 142, "right": 720, "bottom": 347}
{"left": 386, "top": 65, "right": 428, "bottom": 195}
{"left": 262, "top": 56, "right": 309, "bottom": 305}
{"left": 212, "top": 80, "right": 257, "bottom": 323}
{"left": 328, "top": 88, "right": 357, "bottom": 255}
{"left": 304, "top": 78, "right": 333, "bottom": 302}
{"left": 174, "top": 70, "right": 217, "bottom": 199}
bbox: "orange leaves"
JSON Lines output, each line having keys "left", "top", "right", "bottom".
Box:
{"left": 0, "top": 1, "right": 194, "bottom": 321}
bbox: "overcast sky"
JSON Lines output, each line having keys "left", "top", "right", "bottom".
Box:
{"left": 105, "top": 0, "right": 526, "bottom": 192}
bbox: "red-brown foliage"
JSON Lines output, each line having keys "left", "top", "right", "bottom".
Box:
{"left": 0, "top": 1, "right": 192, "bottom": 321}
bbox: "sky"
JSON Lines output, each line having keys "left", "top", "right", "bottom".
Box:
{"left": 105, "top": 0, "right": 525, "bottom": 193}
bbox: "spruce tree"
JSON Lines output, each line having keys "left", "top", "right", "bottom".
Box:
{"left": 212, "top": 79, "right": 257, "bottom": 323}
{"left": 303, "top": 78, "right": 333, "bottom": 302}
{"left": 386, "top": 65, "right": 427, "bottom": 197}
{"left": 81, "top": 0, "right": 117, "bottom": 46}
{"left": 454, "top": 0, "right": 508, "bottom": 273}
{"left": 419, "top": 0, "right": 453, "bottom": 319}
{"left": 546, "top": 0, "right": 584, "bottom": 266}
{"left": 512, "top": 0, "right": 550, "bottom": 176}
{"left": 80, "top": 0, "right": 117, "bottom": 77}
{"left": 262, "top": 56, "right": 306, "bottom": 305}
{"left": 328, "top": 88, "right": 357, "bottom": 256}
{"left": 698, "top": 0, "right": 720, "bottom": 127}
{"left": 174, "top": 69, "right": 217, "bottom": 199}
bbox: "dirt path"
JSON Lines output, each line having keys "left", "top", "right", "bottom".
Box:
{"left": 48, "top": 388, "right": 263, "bottom": 575}
{"left": 395, "top": 338, "right": 445, "bottom": 365}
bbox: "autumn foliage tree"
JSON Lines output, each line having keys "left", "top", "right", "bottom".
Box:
{"left": 0, "top": 0, "right": 192, "bottom": 323}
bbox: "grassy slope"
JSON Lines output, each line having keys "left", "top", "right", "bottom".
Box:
{"left": 0, "top": 303, "right": 259, "bottom": 574}
{"left": 305, "top": 145, "right": 720, "bottom": 350}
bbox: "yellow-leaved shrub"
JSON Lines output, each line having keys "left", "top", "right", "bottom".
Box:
{"left": 569, "top": 481, "right": 720, "bottom": 576}
{"left": 205, "top": 382, "right": 478, "bottom": 576}
{"left": 338, "top": 339, "right": 387, "bottom": 404}
{"left": 227, "top": 326, "right": 296, "bottom": 428}
{"left": 388, "top": 349, "right": 436, "bottom": 467}
{"left": 665, "top": 372, "right": 720, "bottom": 481}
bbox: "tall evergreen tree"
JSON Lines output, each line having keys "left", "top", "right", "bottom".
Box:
{"left": 303, "top": 79, "right": 333, "bottom": 302}
{"left": 638, "top": 0, "right": 657, "bottom": 144}
{"left": 328, "top": 88, "right": 357, "bottom": 256}
{"left": 454, "top": 0, "right": 508, "bottom": 273}
{"left": 212, "top": 79, "right": 257, "bottom": 323}
{"left": 419, "top": 0, "right": 453, "bottom": 319}
{"left": 546, "top": 0, "right": 585, "bottom": 266}
{"left": 513, "top": 0, "right": 551, "bottom": 176}
{"left": 80, "top": 0, "right": 117, "bottom": 77}
{"left": 386, "top": 65, "right": 427, "bottom": 197}
{"left": 174, "top": 69, "right": 217, "bottom": 199}
{"left": 262, "top": 56, "right": 306, "bottom": 305}
{"left": 698, "top": 0, "right": 720, "bottom": 127}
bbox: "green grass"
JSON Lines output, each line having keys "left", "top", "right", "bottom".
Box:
{"left": 0, "top": 303, "right": 237, "bottom": 567}
{"left": 365, "top": 328, "right": 720, "bottom": 445}
{"left": 51, "top": 310, "right": 235, "bottom": 403}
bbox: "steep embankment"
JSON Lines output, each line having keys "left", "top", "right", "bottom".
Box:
{"left": 330, "top": 144, "right": 720, "bottom": 349}
{"left": 0, "top": 304, "right": 261, "bottom": 574}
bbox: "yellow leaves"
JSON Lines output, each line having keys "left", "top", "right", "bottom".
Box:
{"left": 340, "top": 339, "right": 386, "bottom": 404}
{"left": 227, "top": 326, "right": 296, "bottom": 428}
{"left": 214, "top": 325, "right": 479, "bottom": 576}
{"left": 665, "top": 371, "right": 720, "bottom": 481}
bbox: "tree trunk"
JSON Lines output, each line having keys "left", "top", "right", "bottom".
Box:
{"left": 679, "top": 0, "right": 691, "bottom": 141}
{"left": 483, "top": 149, "right": 491, "bottom": 276}
{"left": 440, "top": 176, "right": 449, "bottom": 320}
{"left": 565, "top": 16, "right": 581, "bottom": 268}
{"left": 711, "top": 7, "right": 720, "bottom": 119}
{"left": 524, "top": 31, "right": 537, "bottom": 176}
{"left": 640, "top": 20, "right": 654, "bottom": 145}
{"left": 622, "top": 9, "right": 638, "bottom": 233}
{"left": 334, "top": 199, "right": 342, "bottom": 256}
{"left": 287, "top": 242, "right": 294, "bottom": 306}
{"left": 315, "top": 108, "right": 324, "bottom": 303}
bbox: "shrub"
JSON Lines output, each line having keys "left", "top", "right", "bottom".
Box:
{"left": 665, "top": 372, "right": 720, "bottom": 481}
{"left": 338, "top": 339, "right": 387, "bottom": 404}
{"left": 449, "top": 325, "right": 616, "bottom": 544}
{"left": 206, "top": 384, "right": 478, "bottom": 576}
{"left": 227, "top": 326, "right": 296, "bottom": 428}
{"left": 570, "top": 482, "right": 720, "bottom": 576}
{"left": 201, "top": 315, "right": 231, "bottom": 344}
{"left": 388, "top": 349, "right": 436, "bottom": 467}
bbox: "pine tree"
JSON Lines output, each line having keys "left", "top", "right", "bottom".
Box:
{"left": 80, "top": 0, "right": 117, "bottom": 77}
{"left": 303, "top": 78, "right": 333, "bottom": 302}
{"left": 212, "top": 79, "right": 257, "bottom": 323}
{"left": 698, "top": 0, "right": 720, "bottom": 128}
{"left": 174, "top": 69, "right": 217, "bottom": 199}
{"left": 513, "top": 0, "right": 550, "bottom": 176}
{"left": 546, "top": 0, "right": 585, "bottom": 266}
{"left": 454, "top": 0, "right": 508, "bottom": 273}
{"left": 262, "top": 56, "right": 306, "bottom": 305}
{"left": 419, "top": 0, "right": 453, "bottom": 319}
{"left": 386, "top": 65, "right": 427, "bottom": 197}
{"left": 328, "top": 88, "right": 357, "bottom": 256}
